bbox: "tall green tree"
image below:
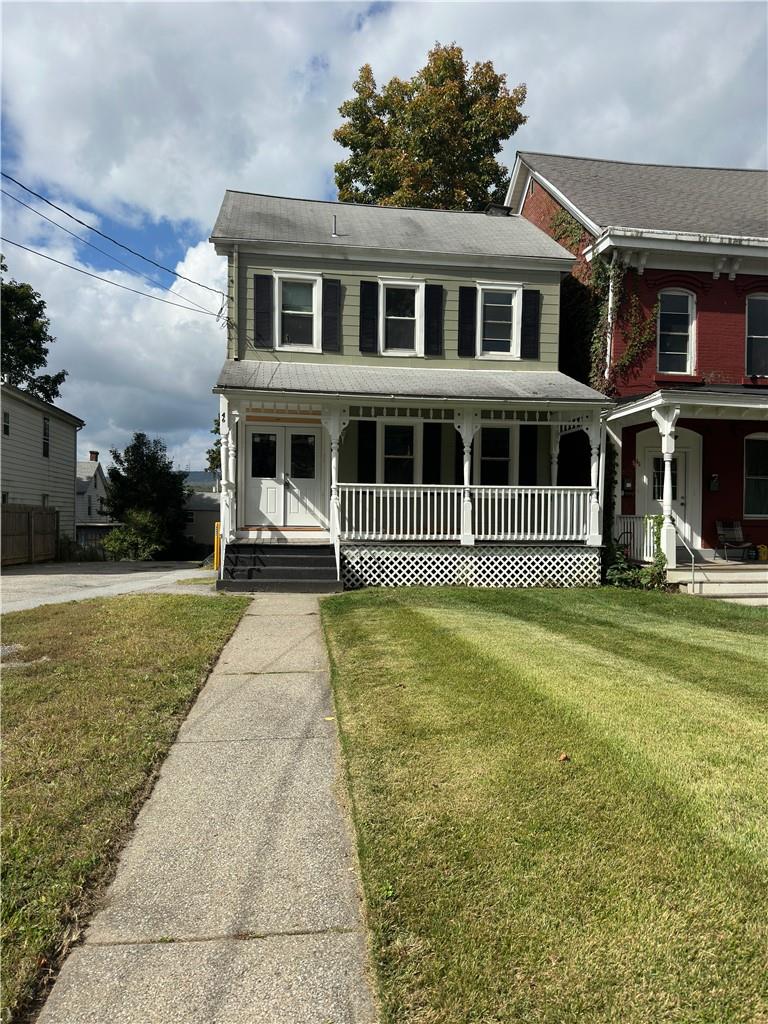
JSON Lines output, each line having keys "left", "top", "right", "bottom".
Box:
{"left": 0, "top": 256, "right": 68, "bottom": 403}
{"left": 333, "top": 43, "right": 527, "bottom": 210}
{"left": 105, "top": 433, "right": 189, "bottom": 554}
{"left": 206, "top": 416, "right": 221, "bottom": 476}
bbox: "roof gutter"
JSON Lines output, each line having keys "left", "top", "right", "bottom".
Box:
{"left": 584, "top": 226, "right": 768, "bottom": 263}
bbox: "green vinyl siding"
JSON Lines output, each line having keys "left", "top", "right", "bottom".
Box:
{"left": 231, "top": 252, "right": 561, "bottom": 371}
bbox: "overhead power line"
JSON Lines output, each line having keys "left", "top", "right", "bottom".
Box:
{"left": 1, "top": 237, "right": 222, "bottom": 318}
{"left": 1, "top": 171, "right": 225, "bottom": 302}
{"left": 1, "top": 188, "right": 220, "bottom": 317}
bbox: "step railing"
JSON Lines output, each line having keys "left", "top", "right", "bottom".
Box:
{"left": 614, "top": 514, "right": 656, "bottom": 563}
{"left": 338, "top": 485, "right": 591, "bottom": 543}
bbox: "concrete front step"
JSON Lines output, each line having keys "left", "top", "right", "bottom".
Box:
{"left": 669, "top": 567, "right": 768, "bottom": 585}
{"left": 699, "top": 593, "right": 768, "bottom": 607}
{"left": 216, "top": 579, "right": 343, "bottom": 593}
{"left": 684, "top": 580, "right": 768, "bottom": 596}
{"left": 226, "top": 566, "right": 338, "bottom": 582}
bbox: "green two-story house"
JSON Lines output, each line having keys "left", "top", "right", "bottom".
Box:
{"left": 210, "top": 191, "right": 611, "bottom": 590}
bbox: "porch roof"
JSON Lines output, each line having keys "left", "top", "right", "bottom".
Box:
{"left": 606, "top": 386, "right": 768, "bottom": 425}
{"left": 214, "top": 360, "right": 609, "bottom": 406}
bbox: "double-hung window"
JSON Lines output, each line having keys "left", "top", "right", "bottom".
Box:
{"left": 275, "top": 274, "right": 320, "bottom": 351}
{"left": 477, "top": 284, "right": 521, "bottom": 358}
{"left": 42, "top": 416, "right": 50, "bottom": 458}
{"left": 744, "top": 434, "right": 768, "bottom": 518}
{"left": 657, "top": 291, "right": 694, "bottom": 374}
{"left": 379, "top": 280, "right": 424, "bottom": 355}
{"left": 382, "top": 424, "right": 415, "bottom": 483}
{"left": 746, "top": 295, "right": 768, "bottom": 377}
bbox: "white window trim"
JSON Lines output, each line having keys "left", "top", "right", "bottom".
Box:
{"left": 744, "top": 431, "right": 768, "bottom": 520}
{"left": 745, "top": 293, "right": 768, "bottom": 378}
{"left": 378, "top": 278, "right": 425, "bottom": 357}
{"left": 376, "top": 419, "right": 423, "bottom": 484}
{"left": 656, "top": 289, "right": 696, "bottom": 376}
{"left": 475, "top": 282, "right": 523, "bottom": 360}
{"left": 273, "top": 271, "right": 322, "bottom": 353}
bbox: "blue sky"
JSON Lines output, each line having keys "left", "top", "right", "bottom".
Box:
{"left": 2, "top": 1, "right": 766, "bottom": 468}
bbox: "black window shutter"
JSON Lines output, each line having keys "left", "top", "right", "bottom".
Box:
{"left": 322, "top": 279, "right": 342, "bottom": 352}
{"left": 357, "top": 420, "right": 377, "bottom": 482}
{"left": 253, "top": 275, "right": 273, "bottom": 349}
{"left": 520, "top": 290, "right": 542, "bottom": 360}
{"left": 359, "top": 281, "right": 378, "bottom": 353}
{"left": 424, "top": 284, "right": 444, "bottom": 356}
{"left": 458, "top": 287, "right": 477, "bottom": 358}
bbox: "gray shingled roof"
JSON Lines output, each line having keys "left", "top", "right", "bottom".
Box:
{"left": 518, "top": 152, "right": 768, "bottom": 238}
{"left": 210, "top": 191, "right": 574, "bottom": 261}
{"left": 215, "top": 360, "right": 608, "bottom": 404}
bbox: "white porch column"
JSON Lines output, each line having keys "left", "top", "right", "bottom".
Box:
{"left": 454, "top": 409, "right": 481, "bottom": 546}
{"left": 550, "top": 426, "right": 560, "bottom": 486}
{"left": 321, "top": 405, "right": 349, "bottom": 545}
{"left": 224, "top": 404, "right": 239, "bottom": 543}
{"left": 651, "top": 405, "right": 680, "bottom": 569}
{"left": 587, "top": 414, "right": 602, "bottom": 547}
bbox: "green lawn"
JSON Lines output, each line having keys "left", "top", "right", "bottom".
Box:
{"left": 1, "top": 594, "right": 248, "bottom": 1022}
{"left": 322, "top": 588, "right": 768, "bottom": 1024}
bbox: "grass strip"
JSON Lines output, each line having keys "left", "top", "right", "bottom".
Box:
{"left": 1, "top": 593, "right": 248, "bottom": 1021}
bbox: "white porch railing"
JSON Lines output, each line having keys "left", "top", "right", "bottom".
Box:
{"left": 340, "top": 485, "right": 463, "bottom": 541}
{"left": 473, "top": 487, "right": 589, "bottom": 542}
{"left": 338, "top": 485, "right": 591, "bottom": 543}
{"left": 614, "top": 514, "right": 655, "bottom": 563}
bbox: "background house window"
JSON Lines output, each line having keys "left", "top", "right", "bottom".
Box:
{"left": 42, "top": 417, "right": 50, "bottom": 457}
{"left": 2, "top": 492, "right": 8, "bottom": 504}
{"left": 3, "top": 411, "right": 9, "bottom": 436}
{"left": 480, "top": 428, "right": 511, "bottom": 485}
{"left": 41, "top": 494, "right": 49, "bottom": 508}
{"left": 87, "top": 496, "right": 93, "bottom": 516}
{"left": 383, "top": 424, "right": 415, "bottom": 483}
{"left": 657, "top": 291, "right": 694, "bottom": 374}
{"left": 185, "top": 511, "right": 195, "bottom": 523}
{"left": 744, "top": 435, "right": 768, "bottom": 517}
{"left": 746, "top": 295, "right": 768, "bottom": 376}
{"left": 384, "top": 286, "right": 417, "bottom": 351}
{"left": 279, "top": 280, "right": 315, "bottom": 346}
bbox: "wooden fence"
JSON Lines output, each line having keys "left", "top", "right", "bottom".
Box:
{"left": 1, "top": 505, "right": 59, "bottom": 566}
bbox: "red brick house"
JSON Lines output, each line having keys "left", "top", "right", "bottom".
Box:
{"left": 507, "top": 152, "right": 768, "bottom": 568}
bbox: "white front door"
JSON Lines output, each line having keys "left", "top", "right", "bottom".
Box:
{"left": 646, "top": 450, "right": 691, "bottom": 542}
{"left": 246, "top": 426, "right": 323, "bottom": 527}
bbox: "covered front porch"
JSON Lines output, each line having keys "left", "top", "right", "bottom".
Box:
{"left": 214, "top": 360, "right": 610, "bottom": 588}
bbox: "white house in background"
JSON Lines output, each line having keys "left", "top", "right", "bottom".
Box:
{"left": 209, "top": 191, "right": 611, "bottom": 591}
{"left": 75, "top": 451, "right": 116, "bottom": 547}
{"left": 183, "top": 470, "right": 220, "bottom": 550}
{"left": 1, "top": 382, "right": 84, "bottom": 538}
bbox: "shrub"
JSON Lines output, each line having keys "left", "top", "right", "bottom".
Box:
{"left": 103, "top": 509, "right": 165, "bottom": 561}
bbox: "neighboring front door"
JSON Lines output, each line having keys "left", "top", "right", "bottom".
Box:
{"left": 246, "top": 426, "right": 322, "bottom": 528}
{"left": 646, "top": 450, "right": 691, "bottom": 542}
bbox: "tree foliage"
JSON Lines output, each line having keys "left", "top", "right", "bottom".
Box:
{"left": 105, "top": 433, "right": 189, "bottom": 555}
{"left": 333, "top": 43, "right": 527, "bottom": 210}
{"left": 103, "top": 509, "right": 165, "bottom": 561}
{"left": 1, "top": 257, "right": 68, "bottom": 403}
{"left": 206, "top": 416, "right": 221, "bottom": 476}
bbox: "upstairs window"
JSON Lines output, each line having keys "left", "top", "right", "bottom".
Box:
{"left": 744, "top": 435, "right": 768, "bottom": 517}
{"left": 477, "top": 285, "right": 521, "bottom": 357}
{"left": 275, "top": 274, "right": 320, "bottom": 350}
{"left": 379, "top": 281, "right": 424, "bottom": 355}
{"left": 42, "top": 417, "right": 50, "bottom": 458}
{"left": 657, "top": 290, "right": 694, "bottom": 374}
{"left": 746, "top": 295, "right": 768, "bottom": 377}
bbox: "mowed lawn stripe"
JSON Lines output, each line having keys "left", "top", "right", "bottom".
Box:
{"left": 323, "top": 589, "right": 768, "bottom": 1024}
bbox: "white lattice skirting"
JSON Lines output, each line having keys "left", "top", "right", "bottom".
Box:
{"left": 341, "top": 544, "right": 600, "bottom": 590}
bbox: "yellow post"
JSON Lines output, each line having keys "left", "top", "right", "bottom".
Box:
{"left": 214, "top": 521, "right": 221, "bottom": 571}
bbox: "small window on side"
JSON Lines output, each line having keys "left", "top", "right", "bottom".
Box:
{"left": 42, "top": 417, "right": 50, "bottom": 458}
{"left": 41, "top": 494, "right": 49, "bottom": 508}
{"left": 3, "top": 411, "right": 9, "bottom": 436}
{"left": 1, "top": 492, "right": 8, "bottom": 505}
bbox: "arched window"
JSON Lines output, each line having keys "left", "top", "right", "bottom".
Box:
{"left": 744, "top": 433, "right": 768, "bottom": 518}
{"left": 657, "top": 290, "right": 695, "bottom": 374}
{"left": 746, "top": 294, "right": 768, "bottom": 377}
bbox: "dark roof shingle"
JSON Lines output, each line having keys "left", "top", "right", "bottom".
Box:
{"left": 518, "top": 152, "right": 768, "bottom": 238}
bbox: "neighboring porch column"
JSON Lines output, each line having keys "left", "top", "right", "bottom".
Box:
{"left": 550, "top": 426, "right": 560, "bottom": 486}
{"left": 321, "top": 406, "right": 349, "bottom": 545}
{"left": 651, "top": 405, "right": 680, "bottom": 569}
{"left": 454, "top": 409, "right": 481, "bottom": 546}
{"left": 586, "top": 414, "right": 602, "bottom": 547}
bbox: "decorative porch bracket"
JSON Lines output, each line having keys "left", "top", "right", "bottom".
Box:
{"left": 454, "top": 409, "right": 482, "bottom": 545}
{"left": 321, "top": 405, "right": 350, "bottom": 549}
{"left": 651, "top": 404, "right": 681, "bottom": 569}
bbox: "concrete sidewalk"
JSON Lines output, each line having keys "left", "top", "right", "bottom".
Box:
{"left": 38, "top": 593, "right": 378, "bottom": 1024}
